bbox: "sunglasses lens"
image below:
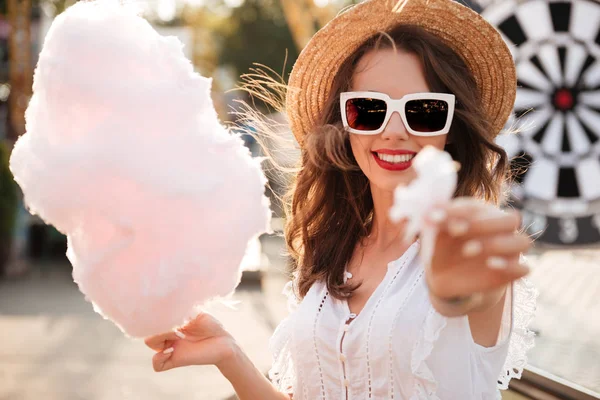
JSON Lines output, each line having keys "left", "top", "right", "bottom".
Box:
{"left": 345, "top": 98, "right": 387, "bottom": 132}
{"left": 405, "top": 99, "right": 449, "bottom": 133}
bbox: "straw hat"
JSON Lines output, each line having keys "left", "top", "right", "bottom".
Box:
{"left": 286, "top": 0, "right": 516, "bottom": 144}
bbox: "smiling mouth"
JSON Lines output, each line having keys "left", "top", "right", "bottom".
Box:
{"left": 373, "top": 152, "right": 416, "bottom": 164}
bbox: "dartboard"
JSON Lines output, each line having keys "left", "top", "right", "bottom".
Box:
{"left": 482, "top": 0, "right": 600, "bottom": 245}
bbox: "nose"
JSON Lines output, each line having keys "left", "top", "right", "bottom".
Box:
{"left": 381, "top": 111, "right": 409, "bottom": 140}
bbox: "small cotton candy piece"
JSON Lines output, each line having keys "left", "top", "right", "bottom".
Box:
{"left": 388, "top": 146, "right": 457, "bottom": 264}
{"left": 9, "top": 0, "right": 271, "bottom": 338}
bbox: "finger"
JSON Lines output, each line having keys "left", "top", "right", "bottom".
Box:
{"left": 443, "top": 197, "right": 510, "bottom": 220}
{"left": 178, "top": 313, "right": 214, "bottom": 338}
{"left": 152, "top": 348, "right": 176, "bottom": 372}
{"left": 460, "top": 233, "right": 532, "bottom": 259}
{"left": 477, "top": 261, "right": 530, "bottom": 292}
{"left": 467, "top": 210, "right": 521, "bottom": 236}
{"left": 446, "top": 197, "right": 488, "bottom": 216}
{"left": 145, "top": 331, "right": 182, "bottom": 352}
{"left": 435, "top": 258, "right": 529, "bottom": 296}
{"left": 424, "top": 198, "right": 484, "bottom": 227}
{"left": 445, "top": 209, "right": 521, "bottom": 238}
{"left": 462, "top": 257, "right": 529, "bottom": 296}
{"left": 435, "top": 198, "right": 492, "bottom": 235}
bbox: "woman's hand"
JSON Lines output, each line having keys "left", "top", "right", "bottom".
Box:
{"left": 425, "top": 197, "right": 532, "bottom": 310}
{"left": 146, "top": 313, "right": 292, "bottom": 400}
{"left": 144, "top": 312, "right": 238, "bottom": 372}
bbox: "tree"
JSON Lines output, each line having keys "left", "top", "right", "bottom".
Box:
{"left": 218, "top": 0, "right": 298, "bottom": 83}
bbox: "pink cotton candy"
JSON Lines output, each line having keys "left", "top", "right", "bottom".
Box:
{"left": 9, "top": 0, "right": 271, "bottom": 338}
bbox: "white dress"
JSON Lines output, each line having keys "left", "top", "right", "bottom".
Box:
{"left": 269, "top": 241, "right": 537, "bottom": 400}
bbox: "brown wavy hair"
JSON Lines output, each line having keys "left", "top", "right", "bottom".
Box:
{"left": 239, "top": 25, "right": 511, "bottom": 301}
{"left": 283, "top": 24, "right": 511, "bottom": 301}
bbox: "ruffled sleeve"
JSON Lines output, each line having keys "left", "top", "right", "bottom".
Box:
{"left": 497, "top": 276, "right": 538, "bottom": 390}
{"left": 268, "top": 278, "right": 300, "bottom": 394}
{"left": 410, "top": 307, "right": 448, "bottom": 400}
{"left": 410, "top": 271, "right": 538, "bottom": 398}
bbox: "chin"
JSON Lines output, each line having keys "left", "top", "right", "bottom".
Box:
{"left": 372, "top": 173, "right": 415, "bottom": 193}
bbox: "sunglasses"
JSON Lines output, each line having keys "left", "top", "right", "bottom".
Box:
{"left": 340, "top": 92, "right": 456, "bottom": 136}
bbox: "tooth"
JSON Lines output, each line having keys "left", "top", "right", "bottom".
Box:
{"left": 377, "top": 153, "right": 415, "bottom": 163}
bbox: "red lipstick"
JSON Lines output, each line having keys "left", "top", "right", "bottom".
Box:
{"left": 372, "top": 149, "right": 416, "bottom": 171}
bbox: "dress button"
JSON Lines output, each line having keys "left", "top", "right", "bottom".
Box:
{"left": 344, "top": 379, "right": 350, "bottom": 387}
{"left": 349, "top": 313, "right": 357, "bottom": 319}
{"left": 340, "top": 354, "right": 346, "bottom": 362}
{"left": 344, "top": 324, "right": 350, "bottom": 332}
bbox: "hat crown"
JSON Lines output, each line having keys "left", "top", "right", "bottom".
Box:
{"left": 287, "top": 0, "right": 517, "bottom": 143}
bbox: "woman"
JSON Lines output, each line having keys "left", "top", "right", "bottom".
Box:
{"left": 145, "top": 0, "right": 537, "bottom": 398}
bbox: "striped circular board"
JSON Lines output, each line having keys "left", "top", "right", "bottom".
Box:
{"left": 481, "top": 0, "right": 600, "bottom": 245}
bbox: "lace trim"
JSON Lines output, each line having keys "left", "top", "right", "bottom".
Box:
{"left": 268, "top": 277, "right": 300, "bottom": 394}
{"left": 410, "top": 306, "right": 447, "bottom": 400}
{"left": 268, "top": 313, "right": 296, "bottom": 394}
{"left": 497, "top": 277, "right": 538, "bottom": 390}
{"left": 282, "top": 276, "right": 301, "bottom": 312}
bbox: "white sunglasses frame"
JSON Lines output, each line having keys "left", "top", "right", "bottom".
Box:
{"left": 340, "top": 91, "right": 456, "bottom": 136}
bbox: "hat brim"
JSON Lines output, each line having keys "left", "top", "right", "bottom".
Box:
{"left": 286, "top": 0, "right": 516, "bottom": 144}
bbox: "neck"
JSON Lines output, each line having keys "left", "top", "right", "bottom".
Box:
{"left": 367, "top": 182, "right": 408, "bottom": 251}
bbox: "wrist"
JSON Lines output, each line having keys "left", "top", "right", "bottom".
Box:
{"left": 216, "top": 339, "right": 245, "bottom": 377}
{"left": 429, "top": 290, "right": 483, "bottom": 317}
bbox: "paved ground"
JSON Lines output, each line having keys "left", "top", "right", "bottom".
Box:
{"left": 0, "top": 236, "right": 291, "bottom": 400}
{"left": 525, "top": 247, "right": 600, "bottom": 393}
{"left": 0, "top": 236, "right": 598, "bottom": 399}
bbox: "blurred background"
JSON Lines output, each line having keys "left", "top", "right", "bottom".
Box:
{"left": 0, "top": 0, "right": 598, "bottom": 399}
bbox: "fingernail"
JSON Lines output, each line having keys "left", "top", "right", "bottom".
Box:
{"left": 163, "top": 347, "right": 174, "bottom": 354}
{"left": 448, "top": 219, "right": 469, "bottom": 237}
{"left": 429, "top": 209, "right": 447, "bottom": 223}
{"left": 175, "top": 331, "right": 186, "bottom": 339}
{"left": 462, "top": 240, "right": 483, "bottom": 257}
{"left": 487, "top": 256, "right": 508, "bottom": 270}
